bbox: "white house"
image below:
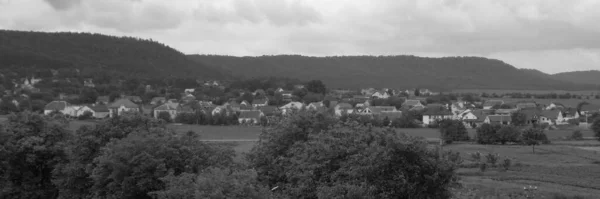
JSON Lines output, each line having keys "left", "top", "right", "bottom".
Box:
{"left": 422, "top": 108, "right": 453, "bottom": 125}
{"left": 334, "top": 103, "right": 354, "bottom": 116}
{"left": 280, "top": 102, "right": 305, "bottom": 114}
{"left": 108, "top": 98, "right": 140, "bottom": 117}
{"left": 372, "top": 91, "right": 390, "bottom": 99}
{"left": 184, "top": 88, "right": 195, "bottom": 94}
{"left": 154, "top": 102, "right": 181, "bottom": 119}
{"left": 238, "top": 110, "right": 264, "bottom": 124}
{"left": 43, "top": 101, "right": 70, "bottom": 115}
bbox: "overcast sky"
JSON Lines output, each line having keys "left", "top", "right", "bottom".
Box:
{"left": 1, "top": 0, "right": 599, "bottom": 74}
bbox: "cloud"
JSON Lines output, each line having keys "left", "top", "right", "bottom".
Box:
{"left": 43, "top": 0, "right": 81, "bottom": 10}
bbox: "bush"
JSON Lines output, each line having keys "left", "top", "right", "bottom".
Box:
{"left": 247, "top": 111, "right": 460, "bottom": 198}
{"left": 438, "top": 119, "right": 469, "bottom": 144}
{"left": 567, "top": 118, "right": 580, "bottom": 126}
{"left": 485, "top": 153, "right": 499, "bottom": 166}
{"left": 479, "top": 163, "right": 487, "bottom": 173}
{"left": 78, "top": 111, "right": 93, "bottom": 120}
{"left": 497, "top": 125, "right": 521, "bottom": 144}
{"left": 470, "top": 152, "right": 481, "bottom": 162}
{"left": 522, "top": 127, "right": 549, "bottom": 153}
{"left": 475, "top": 123, "right": 501, "bottom": 144}
{"left": 157, "top": 111, "right": 172, "bottom": 123}
{"left": 592, "top": 118, "right": 600, "bottom": 142}
{"left": 571, "top": 130, "right": 583, "bottom": 140}
{"left": 501, "top": 158, "right": 511, "bottom": 171}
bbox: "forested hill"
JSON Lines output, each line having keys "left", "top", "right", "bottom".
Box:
{"left": 0, "top": 30, "right": 225, "bottom": 79}
{"left": 552, "top": 70, "right": 600, "bottom": 85}
{"left": 188, "top": 55, "right": 597, "bottom": 90}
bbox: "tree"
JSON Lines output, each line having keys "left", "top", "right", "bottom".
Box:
{"left": 0, "top": 112, "right": 72, "bottom": 199}
{"left": 247, "top": 111, "right": 459, "bottom": 198}
{"left": 157, "top": 111, "right": 172, "bottom": 123}
{"left": 438, "top": 119, "right": 469, "bottom": 144}
{"left": 78, "top": 110, "right": 93, "bottom": 120}
{"left": 476, "top": 123, "right": 501, "bottom": 144}
{"left": 511, "top": 112, "right": 528, "bottom": 126}
{"left": 150, "top": 168, "right": 275, "bottom": 199}
{"left": 521, "top": 128, "right": 548, "bottom": 154}
{"left": 52, "top": 113, "right": 167, "bottom": 198}
{"left": 496, "top": 125, "right": 521, "bottom": 144}
{"left": 414, "top": 88, "right": 420, "bottom": 96}
{"left": 305, "top": 80, "right": 326, "bottom": 95}
{"left": 592, "top": 118, "right": 600, "bottom": 141}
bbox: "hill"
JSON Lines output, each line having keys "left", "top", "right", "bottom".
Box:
{"left": 552, "top": 70, "right": 600, "bottom": 85}
{"left": 188, "top": 55, "right": 596, "bottom": 90}
{"left": 0, "top": 30, "right": 226, "bottom": 79}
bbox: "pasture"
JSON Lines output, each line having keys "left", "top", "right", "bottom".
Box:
{"left": 483, "top": 97, "right": 600, "bottom": 108}
{"left": 452, "top": 89, "right": 600, "bottom": 96}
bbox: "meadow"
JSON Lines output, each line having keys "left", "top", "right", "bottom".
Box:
{"left": 452, "top": 89, "right": 600, "bottom": 96}
{"left": 483, "top": 97, "right": 600, "bottom": 108}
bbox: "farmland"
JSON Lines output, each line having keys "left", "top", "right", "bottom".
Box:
{"left": 483, "top": 97, "right": 600, "bottom": 108}
{"left": 452, "top": 89, "right": 600, "bottom": 96}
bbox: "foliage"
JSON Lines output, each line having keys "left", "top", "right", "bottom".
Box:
{"left": 438, "top": 119, "right": 469, "bottom": 144}
{"left": 188, "top": 55, "right": 596, "bottom": 90}
{"left": 89, "top": 130, "right": 234, "bottom": 199}
{"left": 77, "top": 111, "right": 93, "bottom": 120}
{"left": 150, "top": 168, "right": 275, "bottom": 199}
{"left": 501, "top": 158, "right": 512, "bottom": 171}
{"left": 305, "top": 80, "right": 327, "bottom": 95}
{"left": 592, "top": 118, "right": 600, "bottom": 141}
{"left": 510, "top": 111, "right": 528, "bottom": 126}
{"left": 496, "top": 125, "right": 521, "bottom": 144}
{"left": 157, "top": 111, "right": 173, "bottom": 123}
{"left": 479, "top": 163, "right": 487, "bottom": 173}
{"left": 247, "top": 111, "right": 460, "bottom": 198}
{"left": 570, "top": 130, "right": 583, "bottom": 140}
{"left": 521, "top": 128, "right": 549, "bottom": 153}
{"left": 0, "top": 112, "right": 72, "bottom": 199}
{"left": 485, "top": 153, "right": 499, "bottom": 166}
{"left": 470, "top": 152, "right": 481, "bottom": 162}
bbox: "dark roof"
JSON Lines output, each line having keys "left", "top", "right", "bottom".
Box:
{"left": 96, "top": 96, "right": 110, "bottom": 103}
{"left": 402, "top": 100, "right": 423, "bottom": 107}
{"left": 151, "top": 97, "right": 166, "bottom": 102}
{"left": 541, "top": 110, "right": 561, "bottom": 120}
{"left": 239, "top": 110, "right": 263, "bottom": 119}
{"left": 88, "top": 104, "right": 109, "bottom": 112}
{"left": 258, "top": 106, "right": 280, "bottom": 115}
{"left": 44, "top": 101, "right": 69, "bottom": 111}
{"left": 470, "top": 109, "right": 494, "bottom": 122}
{"left": 368, "top": 106, "right": 397, "bottom": 114}
{"left": 486, "top": 115, "right": 511, "bottom": 122}
{"left": 516, "top": 102, "right": 537, "bottom": 109}
{"left": 154, "top": 102, "right": 180, "bottom": 111}
{"left": 483, "top": 100, "right": 504, "bottom": 107}
{"left": 423, "top": 106, "right": 452, "bottom": 116}
{"left": 519, "top": 109, "right": 541, "bottom": 120}
{"left": 380, "top": 111, "right": 403, "bottom": 120}
{"left": 252, "top": 98, "right": 268, "bottom": 105}
{"left": 335, "top": 103, "right": 353, "bottom": 109}
{"left": 109, "top": 98, "right": 139, "bottom": 109}
{"left": 125, "top": 96, "right": 142, "bottom": 102}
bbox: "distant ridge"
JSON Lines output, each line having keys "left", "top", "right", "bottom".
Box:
{"left": 188, "top": 54, "right": 598, "bottom": 90}
{"left": 0, "top": 30, "right": 226, "bottom": 79}
{"left": 552, "top": 70, "right": 600, "bottom": 86}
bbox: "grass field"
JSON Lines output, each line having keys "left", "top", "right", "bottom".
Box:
{"left": 483, "top": 97, "right": 600, "bottom": 107}
{"left": 452, "top": 89, "right": 600, "bottom": 96}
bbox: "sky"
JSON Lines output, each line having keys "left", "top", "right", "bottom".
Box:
{"left": 1, "top": 0, "right": 599, "bottom": 74}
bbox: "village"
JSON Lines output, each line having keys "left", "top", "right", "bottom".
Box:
{"left": 35, "top": 79, "right": 600, "bottom": 130}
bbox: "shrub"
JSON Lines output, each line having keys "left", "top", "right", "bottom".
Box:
{"left": 157, "top": 111, "right": 172, "bottom": 123}
{"left": 78, "top": 111, "right": 93, "bottom": 120}
{"left": 479, "top": 163, "right": 487, "bottom": 173}
{"left": 522, "top": 128, "right": 549, "bottom": 153}
{"left": 476, "top": 123, "right": 501, "bottom": 144}
{"left": 592, "top": 118, "right": 600, "bottom": 142}
{"left": 438, "top": 119, "right": 469, "bottom": 144}
{"left": 497, "top": 125, "right": 521, "bottom": 144}
{"left": 470, "top": 152, "right": 481, "bottom": 162}
{"left": 485, "top": 153, "right": 499, "bottom": 166}
{"left": 571, "top": 130, "right": 583, "bottom": 140}
{"left": 501, "top": 158, "right": 511, "bottom": 171}
{"left": 567, "top": 118, "right": 580, "bottom": 126}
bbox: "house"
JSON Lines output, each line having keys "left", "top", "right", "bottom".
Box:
{"left": 372, "top": 91, "right": 390, "bottom": 99}
{"left": 150, "top": 97, "right": 167, "bottom": 105}
{"left": 307, "top": 101, "right": 326, "bottom": 111}
{"left": 88, "top": 104, "right": 110, "bottom": 118}
{"left": 275, "top": 88, "right": 285, "bottom": 93}
{"left": 545, "top": 102, "right": 565, "bottom": 110}
{"left": 238, "top": 110, "right": 264, "bottom": 124}
{"left": 357, "top": 106, "right": 398, "bottom": 115}
{"left": 43, "top": 101, "right": 70, "bottom": 115}
{"left": 334, "top": 103, "right": 354, "bottom": 116}
{"left": 361, "top": 88, "right": 377, "bottom": 96}
{"left": 462, "top": 109, "right": 494, "bottom": 128}
{"left": 422, "top": 106, "right": 453, "bottom": 125}
{"left": 181, "top": 94, "right": 196, "bottom": 103}
{"left": 516, "top": 102, "right": 537, "bottom": 110}
{"left": 281, "top": 92, "right": 293, "bottom": 101}
{"left": 258, "top": 106, "right": 280, "bottom": 116}
{"left": 184, "top": 88, "right": 195, "bottom": 94}
{"left": 519, "top": 109, "right": 541, "bottom": 125}
{"left": 125, "top": 96, "right": 143, "bottom": 104}
{"left": 154, "top": 102, "right": 181, "bottom": 120}
{"left": 212, "top": 105, "right": 235, "bottom": 116}
{"left": 225, "top": 101, "right": 242, "bottom": 112}
{"left": 294, "top": 84, "right": 305, "bottom": 89}
{"left": 402, "top": 100, "right": 425, "bottom": 110}
{"left": 380, "top": 111, "right": 403, "bottom": 125}
{"left": 353, "top": 95, "right": 371, "bottom": 102}
{"left": 280, "top": 102, "right": 305, "bottom": 114}
{"left": 580, "top": 104, "right": 600, "bottom": 116}
{"left": 539, "top": 110, "right": 561, "bottom": 125}
{"left": 483, "top": 100, "right": 504, "bottom": 109}
{"left": 253, "top": 89, "right": 266, "bottom": 97}
{"left": 240, "top": 100, "right": 251, "bottom": 107}
{"left": 84, "top": 79, "right": 95, "bottom": 88}
{"left": 108, "top": 98, "right": 140, "bottom": 117}
{"left": 252, "top": 98, "right": 269, "bottom": 107}
{"left": 495, "top": 108, "right": 518, "bottom": 115}
{"left": 355, "top": 100, "right": 371, "bottom": 108}
{"left": 96, "top": 96, "right": 110, "bottom": 105}
{"left": 484, "top": 115, "right": 512, "bottom": 125}
{"left": 561, "top": 107, "right": 580, "bottom": 121}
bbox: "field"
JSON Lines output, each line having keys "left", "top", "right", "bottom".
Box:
{"left": 483, "top": 97, "right": 600, "bottom": 108}
{"left": 452, "top": 89, "right": 600, "bottom": 96}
